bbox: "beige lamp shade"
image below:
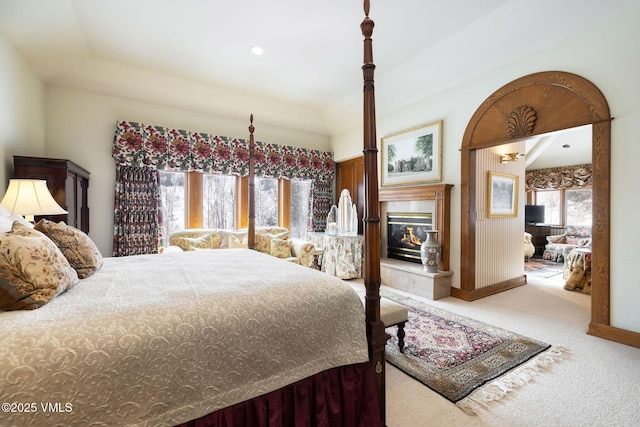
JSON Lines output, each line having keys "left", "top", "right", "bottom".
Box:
{"left": 0, "top": 179, "right": 67, "bottom": 222}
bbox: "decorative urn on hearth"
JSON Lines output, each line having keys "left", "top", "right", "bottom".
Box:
{"left": 420, "top": 230, "right": 441, "bottom": 273}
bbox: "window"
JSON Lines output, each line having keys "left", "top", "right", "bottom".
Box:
{"left": 255, "top": 177, "right": 278, "bottom": 227}
{"left": 566, "top": 189, "right": 592, "bottom": 225}
{"left": 536, "top": 190, "right": 561, "bottom": 225}
{"left": 202, "top": 174, "right": 235, "bottom": 229}
{"left": 532, "top": 188, "right": 592, "bottom": 226}
{"left": 290, "top": 180, "right": 312, "bottom": 239}
{"left": 159, "top": 172, "right": 312, "bottom": 243}
{"left": 159, "top": 171, "right": 185, "bottom": 247}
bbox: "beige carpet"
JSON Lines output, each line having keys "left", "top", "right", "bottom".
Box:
{"left": 349, "top": 276, "right": 640, "bottom": 427}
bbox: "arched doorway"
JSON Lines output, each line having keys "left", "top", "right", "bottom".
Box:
{"left": 457, "top": 71, "right": 611, "bottom": 335}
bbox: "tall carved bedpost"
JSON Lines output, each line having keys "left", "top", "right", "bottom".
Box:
{"left": 361, "top": 1, "right": 387, "bottom": 423}
{"left": 248, "top": 114, "right": 256, "bottom": 250}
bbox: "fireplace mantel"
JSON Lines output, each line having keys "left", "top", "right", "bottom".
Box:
{"left": 379, "top": 184, "right": 453, "bottom": 271}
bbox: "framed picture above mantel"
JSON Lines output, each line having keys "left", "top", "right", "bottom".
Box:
{"left": 381, "top": 120, "right": 442, "bottom": 187}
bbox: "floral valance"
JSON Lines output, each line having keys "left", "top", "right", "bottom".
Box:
{"left": 112, "top": 121, "right": 335, "bottom": 182}
{"left": 525, "top": 163, "right": 592, "bottom": 191}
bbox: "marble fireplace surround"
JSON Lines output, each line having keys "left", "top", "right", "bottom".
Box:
{"left": 379, "top": 184, "right": 453, "bottom": 272}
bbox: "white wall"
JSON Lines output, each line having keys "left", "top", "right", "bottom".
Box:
{"left": 44, "top": 86, "right": 331, "bottom": 257}
{"left": 0, "top": 35, "right": 46, "bottom": 182}
{"left": 330, "top": 7, "right": 640, "bottom": 333}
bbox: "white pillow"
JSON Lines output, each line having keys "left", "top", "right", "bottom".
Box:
{"left": 0, "top": 217, "right": 13, "bottom": 233}
{"left": 8, "top": 215, "right": 34, "bottom": 228}
{"left": 229, "top": 234, "right": 248, "bottom": 249}
{"left": 0, "top": 205, "right": 10, "bottom": 217}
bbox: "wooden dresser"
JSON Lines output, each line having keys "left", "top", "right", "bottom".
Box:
{"left": 13, "top": 156, "right": 90, "bottom": 233}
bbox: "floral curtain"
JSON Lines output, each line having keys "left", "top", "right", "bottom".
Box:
{"left": 113, "top": 121, "right": 335, "bottom": 182}
{"left": 112, "top": 121, "right": 335, "bottom": 248}
{"left": 310, "top": 180, "right": 333, "bottom": 232}
{"left": 525, "top": 163, "right": 592, "bottom": 191}
{"left": 113, "top": 165, "right": 162, "bottom": 257}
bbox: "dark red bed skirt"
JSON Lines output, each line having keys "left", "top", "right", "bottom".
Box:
{"left": 176, "top": 362, "right": 381, "bottom": 427}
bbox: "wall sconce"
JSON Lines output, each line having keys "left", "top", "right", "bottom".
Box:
{"left": 0, "top": 179, "right": 67, "bottom": 223}
{"left": 500, "top": 152, "right": 522, "bottom": 164}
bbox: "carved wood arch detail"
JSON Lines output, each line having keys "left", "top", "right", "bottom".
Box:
{"left": 506, "top": 105, "right": 537, "bottom": 138}
{"left": 457, "top": 71, "right": 612, "bottom": 339}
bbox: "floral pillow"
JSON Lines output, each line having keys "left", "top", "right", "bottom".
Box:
{"left": 270, "top": 238, "right": 293, "bottom": 259}
{"left": 256, "top": 232, "right": 288, "bottom": 254}
{"left": 34, "top": 219, "right": 103, "bottom": 279}
{"left": 171, "top": 233, "right": 223, "bottom": 251}
{"left": 0, "top": 222, "right": 79, "bottom": 310}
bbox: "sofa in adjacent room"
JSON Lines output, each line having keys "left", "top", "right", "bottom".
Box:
{"left": 543, "top": 225, "right": 591, "bottom": 263}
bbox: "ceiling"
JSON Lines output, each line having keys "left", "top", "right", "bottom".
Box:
{"left": 524, "top": 125, "right": 592, "bottom": 170}
{"left": 0, "top": 0, "right": 636, "bottom": 137}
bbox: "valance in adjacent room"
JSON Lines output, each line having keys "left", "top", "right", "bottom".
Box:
{"left": 525, "top": 164, "right": 592, "bottom": 191}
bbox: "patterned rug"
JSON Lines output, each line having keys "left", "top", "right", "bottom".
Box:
{"left": 524, "top": 257, "right": 564, "bottom": 279}
{"left": 382, "top": 290, "right": 566, "bottom": 414}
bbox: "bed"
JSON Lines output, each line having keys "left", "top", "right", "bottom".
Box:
{"left": 0, "top": 2, "right": 387, "bottom": 426}
{"left": 0, "top": 248, "right": 376, "bottom": 426}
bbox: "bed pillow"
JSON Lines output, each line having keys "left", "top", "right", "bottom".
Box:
{"left": 0, "top": 222, "right": 79, "bottom": 310}
{"left": 34, "top": 219, "right": 103, "bottom": 279}
{"left": 270, "top": 238, "right": 293, "bottom": 259}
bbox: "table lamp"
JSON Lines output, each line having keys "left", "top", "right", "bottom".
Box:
{"left": 0, "top": 179, "right": 68, "bottom": 223}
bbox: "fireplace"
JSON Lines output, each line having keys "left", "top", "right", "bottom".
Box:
{"left": 387, "top": 212, "right": 433, "bottom": 264}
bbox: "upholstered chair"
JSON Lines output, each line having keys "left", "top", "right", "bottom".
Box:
{"left": 524, "top": 232, "right": 535, "bottom": 261}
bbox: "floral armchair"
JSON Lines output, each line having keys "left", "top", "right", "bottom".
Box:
{"left": 543, "top": 225, "right": 591, "bottom": 262}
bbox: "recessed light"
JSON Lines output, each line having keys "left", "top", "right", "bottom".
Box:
{"left": 250, "top": 46, "right": 264, "bottom": 56}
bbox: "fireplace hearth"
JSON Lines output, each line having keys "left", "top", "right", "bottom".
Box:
{"left": 387, "top": 212, "right": 433, "bottom": 264}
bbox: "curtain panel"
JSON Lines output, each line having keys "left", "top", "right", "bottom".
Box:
{"left": 525, "top": 163, "right": 592, "bottom": 191}
{"left": 113, "top": 165, "right": 162, "bottom": 257}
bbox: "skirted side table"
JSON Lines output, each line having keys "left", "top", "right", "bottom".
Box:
{"left": 307, "top": 232, "right": 363, "bottom": 279}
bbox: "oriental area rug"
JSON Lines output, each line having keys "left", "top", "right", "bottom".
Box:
{"left": 524, "top": 257, "right": 564, "bottom": 279}
{"left": 381, "top": 290, "right": 567, "bottom": 414}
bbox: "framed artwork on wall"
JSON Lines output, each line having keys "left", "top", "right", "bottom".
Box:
{"left": 487, "top": 171, "right": 518, "bottom": 218}
{"left": 381, "top": 120, "right": 442, "bottom": 187}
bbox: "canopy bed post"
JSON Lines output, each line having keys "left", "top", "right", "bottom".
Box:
{"left": 361, "top": 0, "right": 387, "bottom": 423}
{"left": 248, "top": 114, "right": 256, "bottom": 250}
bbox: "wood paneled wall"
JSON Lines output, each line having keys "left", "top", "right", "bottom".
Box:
{"left": 335, "top": 156, "right": 365, "bottom": 235}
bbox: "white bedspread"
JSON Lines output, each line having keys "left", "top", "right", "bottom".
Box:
{"left": 0, "top": 249, "right": 368, "bottom": 426}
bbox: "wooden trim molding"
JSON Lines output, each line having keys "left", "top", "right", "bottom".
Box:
{"left": 589, "top": 322, "right": 640, "bottom": 348}
{"left": 459, "top": 71, "right": 627, "bottom": 346}
{"left": 379, "top": 184, "right": 453, "bottom": 271}
{"left": 451, "top": 275, "right": 526, "bottom": 301}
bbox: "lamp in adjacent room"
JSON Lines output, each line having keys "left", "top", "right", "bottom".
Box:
{"left": 500, "top": 152, "right": 525, "bottom": 164}
{"left": 0, "top": 179, "right": 67, "bottom": 223}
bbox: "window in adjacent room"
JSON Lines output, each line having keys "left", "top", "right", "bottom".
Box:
{"left": 535, "top": 189, "right": 561, "bottom": 225}
{"left": 532, "top": 187, "right": 592, "bottom": 226}
{"left": 566, "top": 188, "right": 592, "bottom": 225}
